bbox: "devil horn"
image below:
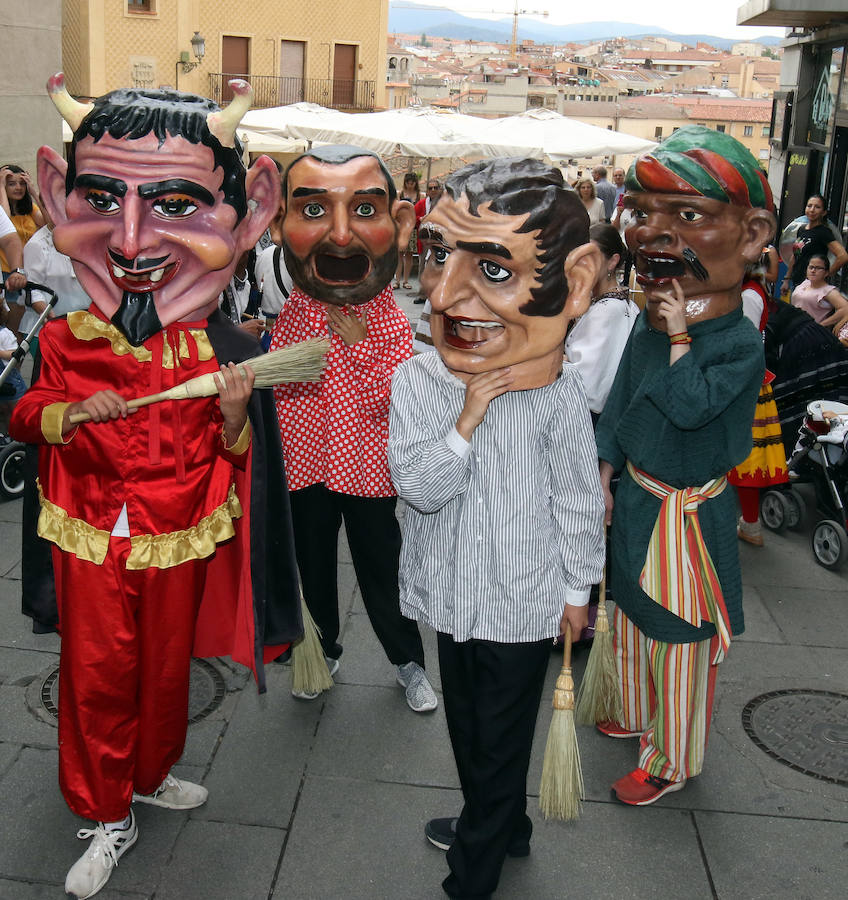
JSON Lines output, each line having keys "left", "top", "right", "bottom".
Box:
{"left": 207, "top": 80, "right": 253, "bottom": 148}
{"left": 47, "top": 73, "right": 94, "bottom": 132}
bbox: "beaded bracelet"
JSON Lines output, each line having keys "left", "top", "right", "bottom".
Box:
{"left": 669, "top": 332, "right": 692, "bottom": 345}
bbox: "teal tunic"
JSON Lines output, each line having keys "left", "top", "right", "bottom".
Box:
{"left": 596, "top": 307, "right": 764, "bottom": 643}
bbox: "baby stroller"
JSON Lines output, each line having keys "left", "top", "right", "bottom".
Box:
{"left": 0, "top": 281, "right": 58, "bottom": 500}
{"left": 761, "top": 400, "right": 848, "bottom": 570}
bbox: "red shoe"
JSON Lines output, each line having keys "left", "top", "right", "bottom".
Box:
{"left": 596, "top": 720, "right": 642, "bottom": 739}
{"left": 611, "top": 768, "right": 686, "bottom": 805}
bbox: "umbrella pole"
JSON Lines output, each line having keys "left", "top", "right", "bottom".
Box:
{"left": 426, "top": 157, "right": 432, "bottom": 185}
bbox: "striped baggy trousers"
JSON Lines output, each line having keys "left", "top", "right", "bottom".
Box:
{"left": 613, "top": 605, "right": 719, "bottom": 782}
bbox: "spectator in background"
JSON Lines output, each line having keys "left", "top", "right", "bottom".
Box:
{"left": 593, "top": 164, "right": 617, "bottom": 221}
{"left": 20, "top": 219, "right": 91, "bottom": 356}
{"left": 576, "top": 177, "right": 606, "bottom": 226}
{"left": 414, "top": 178, "right": 443, "bottom": 304}
{"left": 393, "top": 172, "right": 421, "bottom": 291}
{"left": 565, "top": 223, "right": 639, "bottom": 423}
{"left": 783, "top": 194, "right": 848, "bottom": 293}
{"left": 0, "top": 205, "right": 26, "bottom": 304}
{"left": 0, "top": 166, "right": 39, "bottom": 326}
{"left": 612, "top": 166, "right": 626, "bottom": 207}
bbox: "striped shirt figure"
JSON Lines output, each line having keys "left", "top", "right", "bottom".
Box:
{"left": 390, "top": 350, "right": 604, "bottom": 642}
{"left": 388, "top": 157, "right": 605, "bottom": 900}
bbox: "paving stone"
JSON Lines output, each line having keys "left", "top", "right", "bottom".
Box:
{"left": 335, "top": 605, "right": 442, "bottom": 691}
{"left": 759, "top": 586, "right": 848, "bottom": 648}
{"left": 308, "top": 681, "right": 458, "bottom": 789}
{"left": 0, "top": 646, "right": 57, "bottom": 687}
{"left": 696, "top": 810, "right": 848, "bottom": 900}
{"left": 193, "top": 665, "right": 320, "bottom": 828}
{"left": 154, "top": 820, "right": 284, "bottom": 900}
{"left": 0, "top": 496, "right": 23, "bottom": 523}
{"left": 276, "top": 776, "right": 712, "bottom": 900}
{"left": 0, "top": 522, "right": 21, "bottom": 578}
{"left": 733, "top": 584, "right": 787, "bottom": 645}
{"left": 739, "top": 522, "right": 844, "bottom": 592}
{"left": 0, "top": 585, "right": 60, "bottom": 653}
{"left": 0, "top": 742, "right": 20, "bottom": 779}
{"left": 0, "top": 746, "right": 188, "bottom": 895}
{"left": 0, "top": 685, "right": 58, "bottom": 747}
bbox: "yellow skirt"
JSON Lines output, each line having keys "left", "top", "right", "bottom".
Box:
{"left": 728, "top": 382, "right": 789, "bottom": 488}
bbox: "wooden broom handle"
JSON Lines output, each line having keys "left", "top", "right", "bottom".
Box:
{"left": 563, "top": 622, "right": 572, "bottom": 669}
{"left": 67, "top": 391, "right": 170, "bottom": 425}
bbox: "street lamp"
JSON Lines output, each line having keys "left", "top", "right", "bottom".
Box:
{"left": 175, "top": 31, "right": 205, "bottom": 89}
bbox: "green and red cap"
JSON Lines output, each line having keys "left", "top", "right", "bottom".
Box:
{"left": 626, "top": 124, "right": 774, "bottom": 213}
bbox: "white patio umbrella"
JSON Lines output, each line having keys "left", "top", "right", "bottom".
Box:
{"left": 242, "top": 103, "right": 536, "bottom": 159}
{"left": 478, "top": 108, "right": 657, "bottom": 162}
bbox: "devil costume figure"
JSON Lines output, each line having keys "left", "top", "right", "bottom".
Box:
{"left": 10, "top": 76, "right": 300, "bottom": 899}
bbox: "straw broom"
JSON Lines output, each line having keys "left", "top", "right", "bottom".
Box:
{"left": 575, "top": 562, "right": 622, "bottom": 726}
{"left": 68, "top": 338, "right": 329, "bottom": 425}
{"left": 539, "top": 623, "right": 583, "bottom": 821}
{"left": 291, "top": 594, "right": 334, "bottom": 695}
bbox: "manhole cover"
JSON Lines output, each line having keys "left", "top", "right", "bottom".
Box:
{"left": 34, "top": 658, "right": 225, "bottom": 726}
{"left": 742, "top": 689, "right": 848, "bottom": 786}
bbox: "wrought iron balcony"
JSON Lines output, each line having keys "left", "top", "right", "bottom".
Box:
{"left": 208, "top": 74, "right": 376, "bottom": 111}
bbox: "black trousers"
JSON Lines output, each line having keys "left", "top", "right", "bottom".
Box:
{"left": 437, "top": 632, "right": 551, "bottom": 899}
{"left": 288, "top": 483, "right": 424, "bottom": 667}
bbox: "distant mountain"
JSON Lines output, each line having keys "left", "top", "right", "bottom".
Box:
{"left": 388, "top": 4, "right": 783, "bottom": 49}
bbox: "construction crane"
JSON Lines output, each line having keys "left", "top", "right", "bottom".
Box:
{"left": 392, "top": 2, "right": 549, "bottom": 59}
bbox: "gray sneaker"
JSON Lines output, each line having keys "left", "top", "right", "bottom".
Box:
{"left": 396, "top": 662, "right": 438, "bottom": 713}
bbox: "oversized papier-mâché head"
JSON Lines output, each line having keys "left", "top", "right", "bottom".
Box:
{"left": 419, "top": 157, "right": 600, "bottom": 390}
{"left": 37, "top": 74, "right": 281, "bottom": 345}
{"left": 281, "top": 145, "right": 416, "bottom": 306}
{"left": 624, "top": 124, "right": 776, "bottom": 330}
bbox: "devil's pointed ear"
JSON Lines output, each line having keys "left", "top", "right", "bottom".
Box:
{"left": 37, "top": 145, "right": 70, "bottom": 228}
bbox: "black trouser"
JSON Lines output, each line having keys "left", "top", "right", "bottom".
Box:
{"left": 437, "top": 632, "right": 551, "bottom": 899}
{"left": 288, "top": 483, "right": 424, "bottom": 667}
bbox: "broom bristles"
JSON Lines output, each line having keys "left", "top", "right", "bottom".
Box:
{"left": 291, "top": 594, "right": 334, "bottom": 695}
{"left": 539, "top": 709, "right": 584, "bottom": 821}
{"left": 575, "top": 602, "right": 623, "bottom": 725}
{"left": 165, "top": 339, "right": 330, "bottom": 400}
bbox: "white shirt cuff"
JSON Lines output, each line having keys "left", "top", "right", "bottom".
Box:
{"left": 564, "top": 586, "right": 591, "bottom": 608}
{"left": 445, "top": 427, "right": 472, "bottom": 461}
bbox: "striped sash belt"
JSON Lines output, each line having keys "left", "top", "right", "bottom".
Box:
{"left": 626, "top": 461, "right": 731, "bottom": 664}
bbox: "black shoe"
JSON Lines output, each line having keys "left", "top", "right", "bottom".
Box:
{"left": 425, "top": 818, "right": 530, "bottom": 857}
{"left": 414, "top": 296, "right": 426, "bottom": 304}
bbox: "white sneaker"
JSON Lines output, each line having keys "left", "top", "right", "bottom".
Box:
{"left": 291, "top": 656, "right": 339, "bottom": 700}
{"left": 132, "top": 772, "right": 208, "bottom": 809}
{"left": 64, "top": 810, "right": 137, "bottom": 899}
{"left": 396, "top": 662, "right": 438, "bottom": 713}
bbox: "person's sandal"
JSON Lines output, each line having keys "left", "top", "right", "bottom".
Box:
{"left": 402, "top": 282, "right": 412, "bottom": 290}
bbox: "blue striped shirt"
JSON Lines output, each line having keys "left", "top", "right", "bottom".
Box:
{"left": 389, "top": 351, "right": 606, "bottom": 643}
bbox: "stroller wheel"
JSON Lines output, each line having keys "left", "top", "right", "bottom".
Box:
{"left": 0, "top": 440, "right": 25, "bottom": 500}
{"left": 811, "top": 519, "right": 848, "bottom": 570}
{"left": 761, "top": 490, "right": 800, "bottom": 532}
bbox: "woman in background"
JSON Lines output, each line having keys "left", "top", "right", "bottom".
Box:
{"left": 565, "top": 223, "right": 639, "bottom": 424}
{"left": 575, "top": 177, "right": 606, "bottom": 226}
{"left": 393, "top": 172, "right": 421, "bottom": 291}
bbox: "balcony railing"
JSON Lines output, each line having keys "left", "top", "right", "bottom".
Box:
{"left": 208, "top": 74, "right": 376, "bottom": 111}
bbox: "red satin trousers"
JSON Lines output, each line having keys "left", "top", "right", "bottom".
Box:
{"left": 53, "top": 537, "right": 206, "bottom": 821}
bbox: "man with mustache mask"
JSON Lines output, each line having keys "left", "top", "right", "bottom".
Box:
{"left": 595, "top": 126, "right": 776, "bottom": 806}
{"left": 269, "top": 146, "right": 438, "bottom": 713}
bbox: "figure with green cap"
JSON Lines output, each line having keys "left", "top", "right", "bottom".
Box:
{"left": 594, "top": 125, "right": 776, "bottom": 805}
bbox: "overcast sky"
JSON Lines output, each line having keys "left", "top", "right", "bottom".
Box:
{"left": 397, "top": 1, "right": 786, "bottom": 41}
